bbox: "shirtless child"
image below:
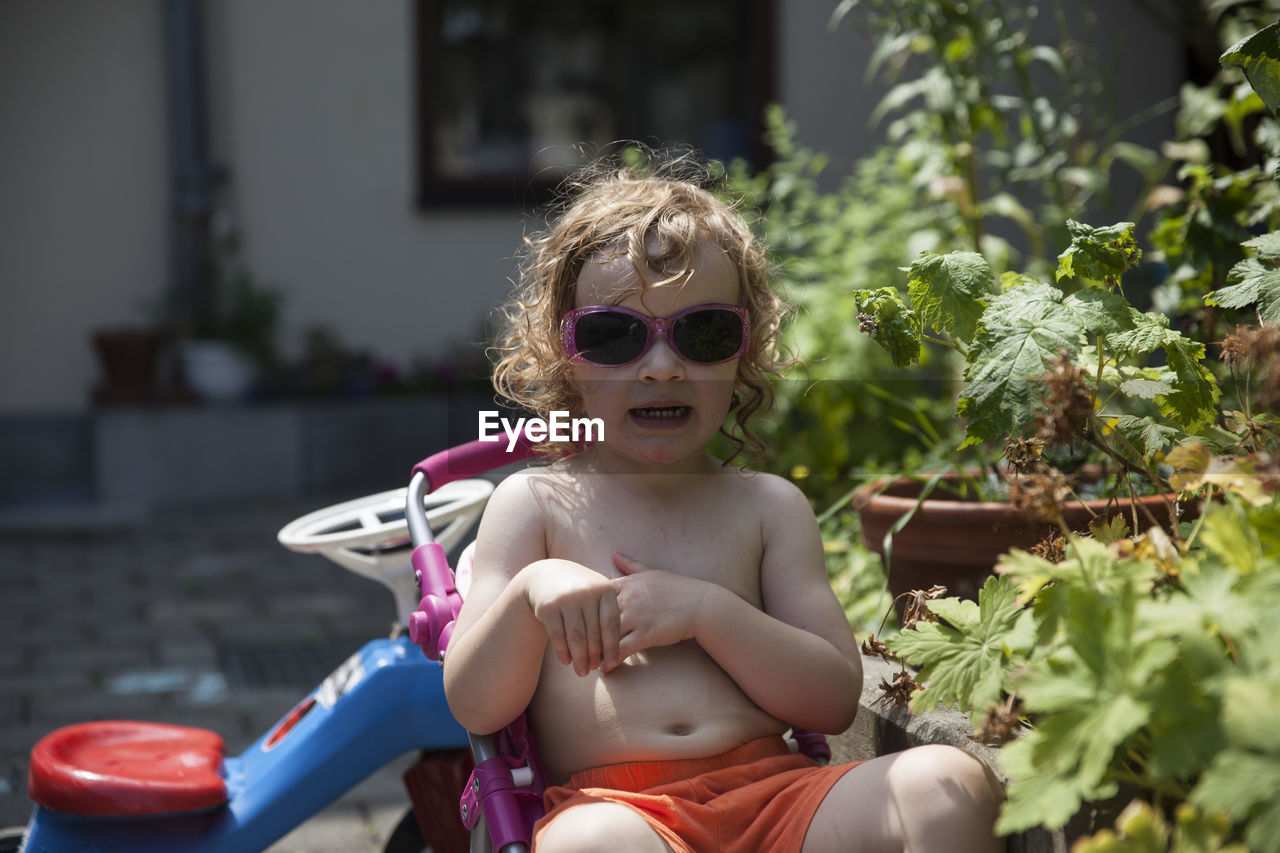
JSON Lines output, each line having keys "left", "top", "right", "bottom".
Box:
{"left": 442, "top": 158, "right": 1002, "bottom": 853}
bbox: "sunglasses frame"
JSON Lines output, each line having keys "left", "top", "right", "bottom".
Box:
{"left": 561, "top": 302, "right": 750, "bottom": 367}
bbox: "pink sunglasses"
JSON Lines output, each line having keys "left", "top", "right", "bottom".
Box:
{"left": 561, "top": 303, "right": 750, "bottom": 367}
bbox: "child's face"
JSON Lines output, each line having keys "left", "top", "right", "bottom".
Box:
{"left": 569, "top": 238, "right": 741, "bottom": 471}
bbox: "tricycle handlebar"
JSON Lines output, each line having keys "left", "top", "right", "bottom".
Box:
{"left": 411, "top": 434, "right": 538, "bottom": 494}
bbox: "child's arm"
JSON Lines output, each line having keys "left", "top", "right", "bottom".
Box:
{"left": 442, "top": 473, "right": 622, "bottom": 735}
{"left": 612, "top": 475, "right": 862, "bottom": 735}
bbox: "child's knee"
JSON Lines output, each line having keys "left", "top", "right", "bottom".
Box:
{"left": 537, "top": 802, "right": 671, "bottom": 853}
{"left": 902, "top": 745, "right": 1003, "bottom": 806}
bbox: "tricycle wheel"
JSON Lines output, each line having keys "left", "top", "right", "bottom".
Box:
{"left": 0, "top": 827, "right": 25, "bottom": 853}
{"left": 384, "top": 808, "right": 429, "bottom": 853}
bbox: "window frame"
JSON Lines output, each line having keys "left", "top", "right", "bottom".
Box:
{"left": 412, "top": 0, "right": 776, "bottom": 208}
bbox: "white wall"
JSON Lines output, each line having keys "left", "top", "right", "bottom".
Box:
{"left": 0, "top": 0, "right": 169, "bottom": 412}
{"left": 206, "top": 0, "right": 524, "bottom": 379}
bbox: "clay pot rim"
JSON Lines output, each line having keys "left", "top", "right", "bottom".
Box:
{"left": 852, "top": 472, "right": 1183, "bottom": 519}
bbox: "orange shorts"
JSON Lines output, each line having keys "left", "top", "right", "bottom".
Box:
{"left": 533, "top": 736, "right": 860, "bottom": 853}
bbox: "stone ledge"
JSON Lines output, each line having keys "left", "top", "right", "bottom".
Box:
{"left": 2, "top": 391, "right": 505, "bottom": 510}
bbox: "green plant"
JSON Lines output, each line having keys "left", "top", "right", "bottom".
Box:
{"left": 830, "top": 0, "right": 1171, "bottom": 271}
{"left": 190, "top": 226, "right": 281, "bottom": 366}
{"left": 853, "top": 219, "right": 1229, "bottom": 508}
{"left": 858, "top": 22, "right": 1280, "bottom": 848}
{"left": 877, "top": 455, "right": 1279, "bottom": 846}
{"left": 730, "top": 0, "right": 1179, "bottom": 508}
{"left": 1067, "top": 799, "right": 1248, "bottom": 853}
{"left": 723, "top": 108, "right": 959, "bottom": 510}
{"left": 1146, "top": 8, "right": 1280, "bottom": 343}
{"left": 725, "top": 0, "right": 1192, "bottom": 627}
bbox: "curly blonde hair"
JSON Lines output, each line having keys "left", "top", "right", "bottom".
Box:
{"left": 491, "top": 152, "right": 789, "bottom": 463}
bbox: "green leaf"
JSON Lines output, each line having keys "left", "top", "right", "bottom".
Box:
{"left": 1219, "top": 673, "right": 1280, "bottom": 754}
{"left": 1110, "top": 414, "right": 1183, "bottom": 457}
{"left": 1107, "top": 311, "right": 1173, "bottom": 358}
{"left": 1141, "top": 559, "right": 1253, "bottom": 640}
{"left": 1221, "top": 21, "right": 1280, "bottom": 118}
{"left": 997, "top": 693, "right": 1145, "bottom": 832}
{"left": 998, "top": 579, "right": 1173, "bottom": 833}
{"left": 996, "top": 548, "right": 1059, "bottom": 603}
{"left": 1198, "top": 503, "right": 1264, "bottom": 574}
{"left": 885, "top": 576, "right": 1029, "bottom": 716}
{"left": 905, "top": 252, "right": 999, "bottom": 344}
{"left": 1192, "top": 750, "right": 1280, "bottom": 851}
{"left": 998, "top": 734, "right": 1107, "bottom": 833}
{"left": 1242, "top": 230, "right": 1280, "bottom": 259}
{"left": 1060, "top": 287, "right": 1140, "bottom": 337}
{"left": 851, "top": 287, "right": 923, "bottom": 367}
{"left": 957, "top": 283, "right": 1085, "bottom": 443}
{"left": 1116, "top": 378, "right": 1174, "bottom": 400}
{"left": 1110, "top": 322, "right": 1219, "bottom": 430}
{"left": 1210, "top": 254, "right": 1280, "bottom": 325}
{"left": 1089, "top": 514, "right": 1131, "bottom": 544}
{"left": 1056, "top": 220, "right": 1142, "bottom": 283}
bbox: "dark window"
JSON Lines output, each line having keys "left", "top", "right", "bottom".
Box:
{"left": 414, "top": 0, "right": 775, "bottom": 206}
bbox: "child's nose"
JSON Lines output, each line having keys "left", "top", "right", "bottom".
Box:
{"left": 637, "top": 335, "right": 685, "bottom": 382}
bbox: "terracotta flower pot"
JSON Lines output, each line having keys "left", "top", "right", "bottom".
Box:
{"left": 93, "top": 328, "right": 162, "bottom": 388}
{"left": 852, "top": 474, "right": 1192, "bottom": 603}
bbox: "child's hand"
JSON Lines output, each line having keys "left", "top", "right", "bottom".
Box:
{"left": 611, "top": 552, "right": 712, "bottom": 662}
{"left": 521, "top": 559, "right": 621, "bottom": 677}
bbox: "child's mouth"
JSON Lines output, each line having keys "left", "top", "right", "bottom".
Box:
{"left": 628, "top": 405, "right": 693, "bottom": 428}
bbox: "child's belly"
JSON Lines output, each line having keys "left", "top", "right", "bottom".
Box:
{"left": 529, "top": 641, "right": 788, "bottom": 785}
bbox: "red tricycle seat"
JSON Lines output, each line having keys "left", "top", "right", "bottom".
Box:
{"left": 28, "top": 721, "right": 228, "bottom": 816}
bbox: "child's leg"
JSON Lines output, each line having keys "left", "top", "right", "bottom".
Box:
{"left": 537, "top": 802, "right": 676, "bottom": 853}
{"left": 803, "top": 745, "right": 1004, "bottom": 853}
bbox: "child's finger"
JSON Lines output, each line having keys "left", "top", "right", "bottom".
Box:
{"left": 562, "top": 608, "right": 592, "bottom": 677}
{"left": 612, "top": 551, "right": 651, "bottom": 574}
{"left": 581, "top": 600, "right": 603, "bottom": 674}
{"left": 598, "top": 591, "right": 622, "bottom": 671}
{"left": 544, "top": 615, "right": 572, "bottom": 668}
{"left": 617, "top": 629, "right": 645, "bottom": 663}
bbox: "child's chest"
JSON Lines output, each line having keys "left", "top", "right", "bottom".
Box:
{"left": 544, "top": 483, "right": 765, "bottom": 605}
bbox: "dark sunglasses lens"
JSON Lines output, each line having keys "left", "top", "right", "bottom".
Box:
{"left": 574, "top": 312, "right": 648, "bottom": 365}
{"left": 672, "top": 310, "right": 743, "bottom": 363}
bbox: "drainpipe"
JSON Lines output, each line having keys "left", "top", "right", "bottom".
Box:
{"left": 162, "top": 0, "right": 214, "bottom": 334}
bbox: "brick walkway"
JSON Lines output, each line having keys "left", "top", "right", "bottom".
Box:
{"left": 0, "top": 496, "right": 424, "bottom": 851}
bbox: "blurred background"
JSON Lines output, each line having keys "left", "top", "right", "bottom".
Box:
{"left": 0, "top": 0, "right": 1187, "bottom": 513}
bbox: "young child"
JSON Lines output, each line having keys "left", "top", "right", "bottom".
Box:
{"left": 442, "top": 156, "right": 1002, "bottom": 852}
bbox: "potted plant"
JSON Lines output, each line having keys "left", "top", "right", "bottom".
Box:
{"left": 176, "top": 219, "right": 282, "bottom": 403}
{"left": 869, "top": 321, "right": 1279, "bottom": 846}
{"left": 850, "top": 219, "right": 1218, "bottom": 600}
{"left": 860, "top": 18, "right": 1280, "bottom": 849}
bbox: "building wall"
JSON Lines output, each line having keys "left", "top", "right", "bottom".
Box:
{"left": 0, "top": 0, "right": 170, "bottom": 412}
{"left": 0, "top": 0, "right": 1179, "bottom": 416}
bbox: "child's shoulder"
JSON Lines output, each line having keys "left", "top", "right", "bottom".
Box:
{"left": 722, "top": 465, "right": 809, "bottom": 502}
{"left": 484, "top": 458, "right": 583, "bottom": 512}
{"left": 488, "top": 461, "right": 566, "bottom": 501}
{"left": 717, "top": 466, "right": 816, "bottom": 525}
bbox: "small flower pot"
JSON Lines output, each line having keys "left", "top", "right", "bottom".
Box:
{"left": 178, "top": 340, "right": 256, "bottom": 403}
{"left": 91, "top": 327, "right": 169, "bottom": 405}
